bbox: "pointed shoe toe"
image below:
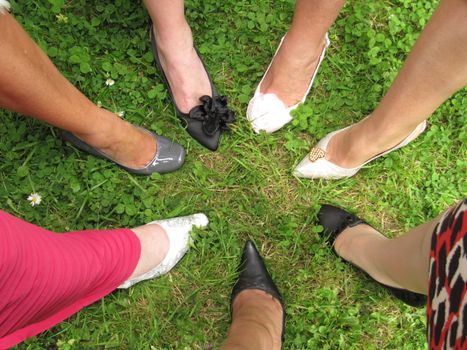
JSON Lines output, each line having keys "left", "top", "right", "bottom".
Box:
{"left": 293, "top": 127, "right": 358, "bottom": 179}
{"left": 231, "top": 241, "right": 283, "bottom": 307}
{"left": 200, "top": 134, "right": 220, "bottom": 151}
{"left": 185, "top": 119, "right": 220, "bottom": 151}
{"left": 293, "top": 155, "right": 357, "bottom": 179}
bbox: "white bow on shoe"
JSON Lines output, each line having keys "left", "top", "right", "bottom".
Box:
{"left": 247, "top": 33, "right": 330, "bottom": 134}
{"left": 293, "top": 120, "right": 427, "bottom": 179}
{"left": 119, "top": 213, "right": 209, "bottom": 289}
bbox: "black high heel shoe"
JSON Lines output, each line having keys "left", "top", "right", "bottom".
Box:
{"left": 149, "top": 25, "right": 235, "bottom": 151}
{"left": 231, "top": 240, "right": 285, "bottom": 346}
{"left": 318, "top": 204, "right": 427, "bottom": 307}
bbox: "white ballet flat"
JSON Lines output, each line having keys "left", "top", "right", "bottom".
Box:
{"left": 293, "top": 120, "right": 427, "bottom": 179}
{"left": 118, "top": 213, "right": 209, "bottom": 289}
{"left": 247, "top": 33, "right": 330, "bottom": 134}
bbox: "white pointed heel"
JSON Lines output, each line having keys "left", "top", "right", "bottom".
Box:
{"left": 293, "top": 120, "right": 427, "bottom": 179}
{"left": 247, "top": 33, "right": 330, "bottom": 134}
{"left": 118, "top": 213, "right": 209, "bottom": 289}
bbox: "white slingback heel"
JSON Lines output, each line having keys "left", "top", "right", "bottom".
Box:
{"left": 247, "top": 33, "right": 330, "bottom": 134}
{"left": 293, "top": 120, "right": 427, "bottom": 179}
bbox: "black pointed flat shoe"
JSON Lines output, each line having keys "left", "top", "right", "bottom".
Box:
{"left": 60, "top": 128, "right": 185, "bottom": 175}
{"left": 318, "top": 204, "right": 427, "bottom": 308}
{"left": 231, "top": 240, "right": 285, "bottom": 345}
{"left": 149, "top": 25, "right": 235, "bottom": 151}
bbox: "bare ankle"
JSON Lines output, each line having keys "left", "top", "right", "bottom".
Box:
{"left": 326, "top": 122, "right": 385, "bottom": 168}
{"left": 128, "top": 224, "right": 169, "bottom": 279}
{"left": 154, "top": 22, "right": 193, "bottom": 54}
{"left": 73, "top": 108, "right": 122, "bottom": 148}
{"left": 74, "top": 112, "right": 156, "bottom": 168}
{"left": 283, "top": 31, "right": 327, "bottom": 61}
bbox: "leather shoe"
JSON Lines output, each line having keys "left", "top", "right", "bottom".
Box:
{"left": 231, "top": 240, "right": 285, "bottom": 343}
{"left": 318, "top": 204, "right": 427, "bottom": 307}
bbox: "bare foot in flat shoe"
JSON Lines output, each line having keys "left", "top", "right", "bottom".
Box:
{"left": 75, "top": 108, "right": 157, "bottom": 169}
{"left": 260, "top": 35, "right": 327, "bottom": 107}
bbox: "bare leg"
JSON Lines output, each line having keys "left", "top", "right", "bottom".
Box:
{"left": 334, "top": 214, "right": 442, "bottom": 294}
{"left": 0, "top": 13, "right": 156, "bottom": 169}
{"left": 221, "top": 290, "right": 283, "bottom": 350}
{"left": 260, "top": 0, "right": 345, "bottom": 107}
{"left": 144, "top": 0, "right": 211, "bottom": 113}
{"left": 327, "top": 0, "right": 467, "bottom": 168}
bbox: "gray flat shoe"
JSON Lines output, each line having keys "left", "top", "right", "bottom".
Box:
{"left": 60, "top": 128, "right": 185, "bottom": 175}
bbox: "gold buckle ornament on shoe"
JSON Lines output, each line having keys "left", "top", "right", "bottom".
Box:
{"left": 308, "top": 148, "right": 325, "bottom": 162}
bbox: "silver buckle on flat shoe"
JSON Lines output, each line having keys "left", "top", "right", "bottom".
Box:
{"left": 308, "top": 148, "right": 325, "bottom": 162}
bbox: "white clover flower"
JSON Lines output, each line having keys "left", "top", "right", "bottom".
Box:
{"left": 116, "top": 111, "right": 125, "bottom": 117}
{"left": 27, "top": 193, "right": 42, "bottom": 206}
{"left": 105, "top": 78, "right": 115, "bottom": 86}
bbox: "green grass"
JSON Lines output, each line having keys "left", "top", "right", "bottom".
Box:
{"left": 1, "top": 0, "right": 466, "bottom": 349}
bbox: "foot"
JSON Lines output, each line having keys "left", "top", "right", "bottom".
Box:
{"left": 120, "top": 213, "right": 208, "bottom": 289}
{"left": 230, "top": 289, "right": 283, "bottom": 350}
{"left": 128, "top": 223, "right": 170, "bottom": 280}
{"left": 333, "top": 223, "right": 404, "bottom": 289}
{"left": 293, "top": 119, "right": 427, "bottom": 179}
{"left": 260, "top": 34, "right": 328, "bottom": 107}
{"left": 325, "top": 118, "right": 427, "bottom": 169}
{"left": 318, "top": 204, "right": 427, "bottom": 306}
{"left": 325, "top": 120, "right": 386, "bottom": 169}
{"left": 153, "top": 23, "right": 212, "bottom": 114}
{"left": 75, "top": 108, "right": 157, "bottom": 169}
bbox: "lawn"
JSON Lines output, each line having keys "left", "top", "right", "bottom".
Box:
{"left": 1, "top": 0, "right": 465, "bottom": 349}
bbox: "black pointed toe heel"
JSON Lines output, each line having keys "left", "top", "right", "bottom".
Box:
{"left": 318, "top": 204, "right": 427, "bottom": 308}
{"left": 149, "top": 25, "right": 235, "bottom": 151}
{"left": 231, "top": 240, "right": 285, "bottom": 345}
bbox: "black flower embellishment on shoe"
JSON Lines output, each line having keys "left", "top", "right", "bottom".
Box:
{"left": 189, "top": 95, "right": 236, "bottom": 136}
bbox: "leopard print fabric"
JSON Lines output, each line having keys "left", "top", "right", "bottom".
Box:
{"left": 427, "top": 199, "right": 467, "bottom": 349}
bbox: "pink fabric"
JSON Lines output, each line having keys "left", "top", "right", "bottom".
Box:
{"left": 0, "top": 210, "right": 141, "bottom": 349}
